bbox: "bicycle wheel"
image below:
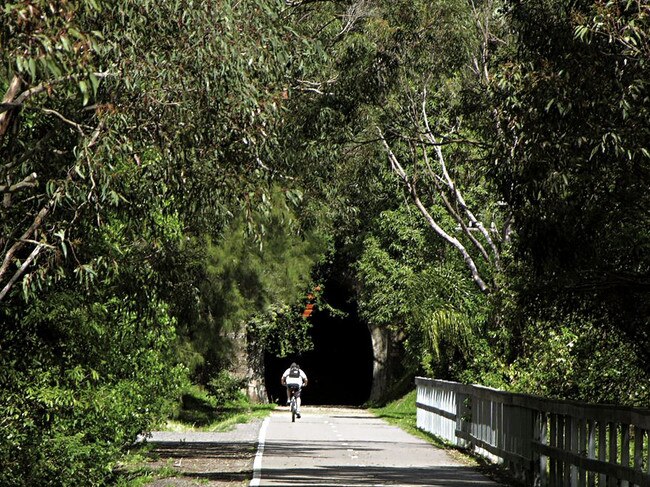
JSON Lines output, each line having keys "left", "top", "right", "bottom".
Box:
{"left": 290, "top": 398, "right": 296, "bottom": 422}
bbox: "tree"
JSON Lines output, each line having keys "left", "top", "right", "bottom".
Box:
{"left": 488, "top": 0, "right": 650, "bottom": 364}
{"left": 1, "top": 0, "right": 329, "bottom": 483}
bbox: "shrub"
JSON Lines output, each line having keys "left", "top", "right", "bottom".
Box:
{"left": 205, "top": 371, "right": 247, "bottom": 406}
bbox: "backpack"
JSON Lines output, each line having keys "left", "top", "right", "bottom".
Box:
{"left": 288, "top": 364, "right": 301, "bottom": 378}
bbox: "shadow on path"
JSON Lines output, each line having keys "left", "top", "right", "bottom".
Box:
{"left": 260, "top": 464, "right": 504, "bottom": 486}
{"left": 135, "top": 437, "right": 259, "bottom": 486}
{"left": 150, "top": 441, "right": 256, "bottom": 460}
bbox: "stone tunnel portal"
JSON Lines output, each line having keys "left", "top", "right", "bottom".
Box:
{"left": 264, "top": 297, "right": 374, "bottom": 406}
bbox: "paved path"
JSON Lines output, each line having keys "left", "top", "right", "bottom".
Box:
{"left": 251, "top": 406, "right": 503, "bottom": 486}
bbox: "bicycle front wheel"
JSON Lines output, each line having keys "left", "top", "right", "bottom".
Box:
{"left": 290, "top": 397, "right": 296, "bottom": 422}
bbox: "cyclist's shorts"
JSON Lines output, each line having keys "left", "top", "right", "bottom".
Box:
{"left": 287, "top": 384, "right": 302, "bottom": 398}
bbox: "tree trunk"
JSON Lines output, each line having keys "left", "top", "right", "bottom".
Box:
{"left": 367, "top": 322, "right": 387, "bottom": 402}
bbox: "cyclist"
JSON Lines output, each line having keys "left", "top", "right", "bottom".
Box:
{"left": 281, "top": 362, "right": 308, "bottom": 418}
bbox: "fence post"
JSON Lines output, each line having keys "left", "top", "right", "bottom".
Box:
{"left": 608, "top": 422, "right": 617, "bottom": 487}
{"left": 456, "top": 391, "right": 471, "bottom": 448}
{"left": 534, "top": 411, "right": 548, "bottom": 487}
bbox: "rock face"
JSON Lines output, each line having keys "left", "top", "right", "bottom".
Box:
{"left": 245, "top": 339, "right": 268, "bottom": 403}
{"left": 229, "top": 328, "right": 268, "bottom": 404}
{"left": 366, "top": 323, "right": 402, "bottom": 403}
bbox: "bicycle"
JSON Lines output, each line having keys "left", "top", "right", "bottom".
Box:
{"left": 288, "top": 385, "right": 301, "bottom": 422}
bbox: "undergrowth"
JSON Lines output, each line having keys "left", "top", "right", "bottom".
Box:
{"left": 114, "top": 384, "right": 275, "bottom": 485}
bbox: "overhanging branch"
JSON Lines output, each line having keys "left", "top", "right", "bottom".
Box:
{"left": 421, "top": 91, "right": 502, "bottom": 272}
{"left": 377, "top": 127, "right": 490, "bottom": 293}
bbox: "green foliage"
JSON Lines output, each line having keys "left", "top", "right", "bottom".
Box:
{"left": 0, "top": 293, "right": 185, "bottom": 486}
{"left": 206, "top": 371, "right": 247, "bottom": 406}
{"left": 2, "top": 4, "right": 649, "bottom": 486}
{"left": 280, "top": 0, "right": 509, "bottom": 388}
{"left": 356, "top": 206, "right": 489, "bottom": 376}
{"left": 1, "top": 1, "right": 324, "bottom": 485}
{"left": 166, "top": 383, "right": 274, "bottom": 432}
{"left": 289, "top": 0, "right": 650, "bottom": 406}
{"left": 248, "top": 304, "right": 315, "bottom": 359}
{"left": 508, "top": 320, "right": 649, "bottom": 406}
{"left": 489, "top": 0, "right": 650, "bottom": 361}
{"left": 177, "top": 187, "right": 329, "bottom": 381}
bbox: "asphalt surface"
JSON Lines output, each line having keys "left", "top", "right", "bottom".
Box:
{"left": 251, "top": 406, "right": 503, "bottom": 486}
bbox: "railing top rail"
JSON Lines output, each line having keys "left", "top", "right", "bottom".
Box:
{"left": 416, "top": 377, "right": 650, "bottom": 428}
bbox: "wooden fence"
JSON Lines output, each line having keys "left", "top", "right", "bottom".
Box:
{"left": 416, "top": 377, "right": 650, "bottom": 487}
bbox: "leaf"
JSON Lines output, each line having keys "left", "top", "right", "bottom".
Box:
{"left": 89, "top": 73, "right": 100, "bottom": 97}
{"left": 60, "top": 35, "right": 71, "bottom": 52}
{"left": 28, "top": 58, "right": 36, "bottom": 81}
{"left": 68, "top": 28, "right": 84, "bottom": 40}
{"left": 545, "top": 99, "right": 555, "bottom": 112}
{"left": 79, "top": 80, "right": 90, "bottom": 105}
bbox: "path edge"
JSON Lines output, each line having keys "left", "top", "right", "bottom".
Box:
{"left": 249, "top": 416, "right": 270, "bottom": 486}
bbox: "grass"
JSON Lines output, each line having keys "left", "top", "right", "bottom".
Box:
{"left": 370, "top": 389, "right": 450, "bottom": 449}
{"left": 165, "top": 386, "right": 275, "bottom": 432}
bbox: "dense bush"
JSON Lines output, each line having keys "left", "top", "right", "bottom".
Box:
{"left": 0, "top": 295, "right": 186, "bottom": 486}
{"left": 508, "top": 320, "right": 649, "bottom": 407}
{"left": 205, "top": 371, "right": 247, "bottom": 406}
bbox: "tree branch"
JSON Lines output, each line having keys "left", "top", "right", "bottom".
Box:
{"left": 42, "top": 108, "right": 87, "bottom": 135}
{"left": 422, "top": 146, "right": 491, "bottom": 262}
{"left": 0, "top": 172, "right": 39, "bottom": 194}
{"left": 0, "top": 71, "right": 113, "bottom": 115}
{"left": 421, "top": 92, "right": 502, "bottom": 271}
{"left": 0, "top": 168, "right": 74, "bottom": 302}
{"left": 378, "top": 127, "right": 490, "bottom": 293}
{"left": 0, "top": 244, "right": 44, "bottom": 302}
{"left": 336, "top": 0, "right": 374, "bottom": 38}
{"left": 0, "top": 76, "right": 22, "bottom": 137}
{"left": 0, "top": 203, "right": 51, "bottom": 289}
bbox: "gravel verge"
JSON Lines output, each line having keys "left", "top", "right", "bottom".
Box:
{"left": 138, "top": 419, "right": 264, "bottom": 487}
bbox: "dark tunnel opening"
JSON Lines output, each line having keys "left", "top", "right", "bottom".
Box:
{"left": 264, "top": 291, "right": 374, "bottom": 406}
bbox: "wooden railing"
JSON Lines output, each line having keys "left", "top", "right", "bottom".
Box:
{"left": 416, "top": 377, "right": 650, "bottom": 487}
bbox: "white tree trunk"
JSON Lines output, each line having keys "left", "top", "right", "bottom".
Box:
{"left": 378, "top": 129, "right": 490, "bottom": 293}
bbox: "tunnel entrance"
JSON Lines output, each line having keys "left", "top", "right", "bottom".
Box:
{"left": 264, "top": 293, "right": 373, "bottom": 406}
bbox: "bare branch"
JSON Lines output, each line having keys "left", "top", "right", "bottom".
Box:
{"left": 336, "top": 0, "right": 375, "bottom": 38}
{"left": 0, "top": 76, "right": 22, "bottom": 136}
{"left": 42, "top": 108, "right": 86, "bottom": 135}
{"left": 0, "top": 163, "right": 75, "bottom": 296}
{"left": 0, "top": 243, "right": 44, "bottom": 302}
{"left": 0, "top": 172, "right": 38, "bottom": 194}
{"left": 293, "top": 78, "right": 337, "bottom": 96}
{"left": 0, "top": 204, "right": 51, "bottom": 288}
{"left": 87, "top": 120, "right": 104, "bottom": 148}
{"left": 284, "top": 0, "right": 334, "bottom": 7}
{"left": 422, "top": 147, "right": 491, "bottom": 262}
{"left": 0, "top": 71, "right": 113, "bottom": 115}
{"left": 421, "top": 91, "right": 502, "bottom": 271}
{"left": 378, "top": 127, "right": 490, "bottom": 293}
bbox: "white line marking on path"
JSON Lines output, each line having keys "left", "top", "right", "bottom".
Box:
{"left": 249, "top": 417, "right": 270, "bottom": 487}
